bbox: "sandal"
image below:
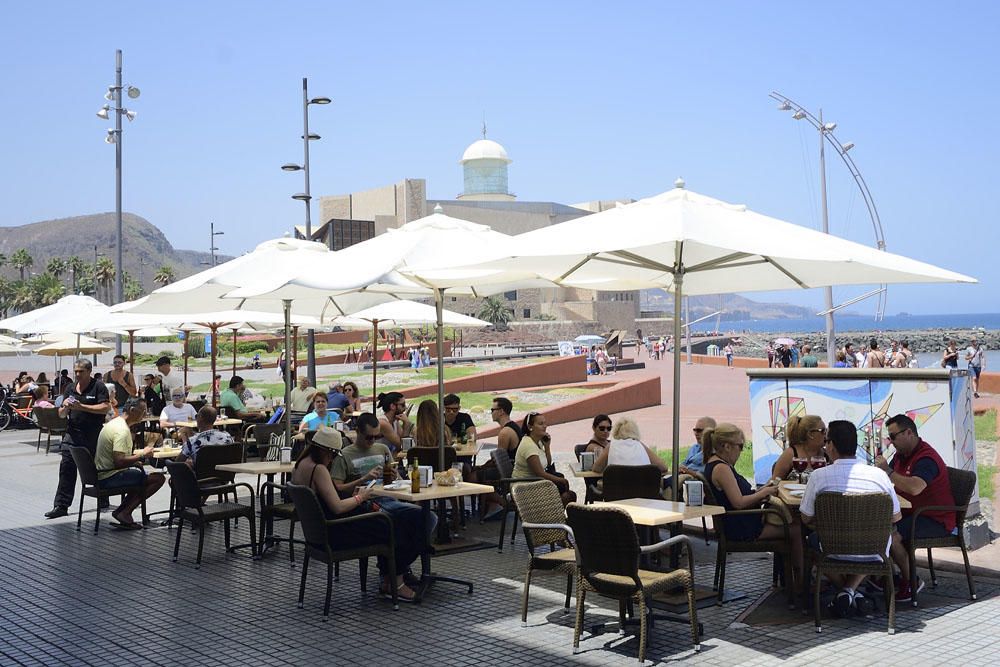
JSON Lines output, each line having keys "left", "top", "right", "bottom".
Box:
{"left": 111, "top": 521, "right": 143, "bottom": 531}
{"left": 396, "top": 584, "right": 417, "bottom": 603}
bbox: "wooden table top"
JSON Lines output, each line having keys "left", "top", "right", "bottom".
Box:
{"left": 601, "top": 498, "right": 726, "bottom": 526}
{"left": 371, "top": 481, "right": 494, "bottom": 503}
{"left": 776, "top": 480, "right": 911, "bottom": 509}
{"left": 394, "top": 442, "right": 482, "bottom": 460}
{"left": 569, "top": 463, "right": 602, "bottom": 478}
{"left": 216, "top": 461, "right": 294, "bottom": 475}
{"left": 175, "top": 417, "right": 244, "bottom": 429}
{"left": 146, "top": 447, "right": 181, "bottom": 460}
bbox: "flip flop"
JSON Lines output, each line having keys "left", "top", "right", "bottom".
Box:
{"left": 111, "top": 521, "right": 143, "bottom": 531}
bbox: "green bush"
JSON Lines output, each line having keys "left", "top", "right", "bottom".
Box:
{"left": 218, "top": 340, "right": 271, "bottom": 355}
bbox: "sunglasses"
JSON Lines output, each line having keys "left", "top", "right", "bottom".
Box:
{"left": 693, "top": 428, "right": 704, "bottom": 433}
{"left": 886, "top": 429, "right": 908, "bottom": 441}
{"left": 596, "top": 425, "right": 611, "bottom": 432}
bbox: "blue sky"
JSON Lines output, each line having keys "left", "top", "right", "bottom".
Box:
{"left": 2, "top": 1, "right": 995, "bottom": 315}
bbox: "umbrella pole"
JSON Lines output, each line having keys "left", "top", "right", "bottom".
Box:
{"left": 435, "top": 289, "right": 446, "bottom": 470}
{"left": 671, "top": 270, "right": 684, "bottom": 501}
{"left": 371, "top": 319, "right": 378, "bottom": 410}
{"left": 232, "top": 328, "right": 238, "bottom": 376}
{"left": 292, "top": 326, "right": 299, "bottom": 383}
{"left": 128, "top": 330, "right": 135, "bottom": 377}
{"left": 210, "top": 326, "right": 218, "bottom": 408}
{"left": 283, "top": 300, "right": 293, "bottom": 452}
{"left": 182, "top": 329, "right": 190, "bottom": 390}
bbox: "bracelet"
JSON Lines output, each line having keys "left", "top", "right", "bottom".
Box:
{"left": 355, "top": 495, "right": 361, "bottom": 506}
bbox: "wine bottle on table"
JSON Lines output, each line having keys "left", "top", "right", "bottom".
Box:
{"left": 410, "top": 457, "right": 420, "bottom": 493}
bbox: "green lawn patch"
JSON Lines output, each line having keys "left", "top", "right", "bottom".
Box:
{"left": 656, "top": 442, "right": 753, "bottom": 479}
{"left": 975, "top": 410, "right": 997, "bottom": 441}
{"left": 978, "top": 463, "right": 996, "bottom": 501}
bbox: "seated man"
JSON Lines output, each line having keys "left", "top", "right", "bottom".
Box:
{"left": 443, "top": 393, "right": 477, "bottom": 444}
{"left": 93, "top": 397, "right": 166, "bottom": 529}
{"left": 219, "top": 375, "right": 266, "bottom": 422}
{"left": 801, "top": 420, "right": 901, "bottom": 617}
{"left": 298, "top": 392, "right": 341, "bottom": 433}
{"left": 325, "top": 382, "right": 351, "bottom": 411}
{"left": 331, "top": 413, "right": 392, "bottom": 495}
{"left": 289, "top": 375, "right": 318, "bottom": 414}
{"left": 179, "top": 405, "right": 235, "bottom": 467}
{"left": 159, "top": 387, "right": 197, "bottom": 443}
{"left": 875, "top": 413, "right": 956, "bottom": 602}
{"left": 664, "top": 416, "right": 715, "bottom": 497}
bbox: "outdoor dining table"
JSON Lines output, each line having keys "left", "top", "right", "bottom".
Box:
{"left": 147, "top": 446, "right": 181, "bottom": 460}
{"left": 569, "top": 462, "right": 602, "bottom": 479}
{"left": 176, "top": 417, "right": 243, "bottom": 429}
{"left": 775, "top": 480, "right": 911, "bottom": 509}
{"left": 216, "top": 461, "right": 295, "bottom": 555}
{"left": 372, "top": 480, "right": 494, "bottom": 600}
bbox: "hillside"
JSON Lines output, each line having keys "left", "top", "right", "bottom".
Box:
{"left": 0, "top": 212, "right": 233, "bottom": 293}
{"left": 640, "top": 289, "right": 817, "bottom": 320}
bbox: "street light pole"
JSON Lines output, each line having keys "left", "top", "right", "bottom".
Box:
{"left": 817, "top": 109, "right": 836, "bottom": 367}
{"left": 283, "top": 78, "right": 330, "bottom": 387}
{"left": 113, "top": 50, "right": 123, "bottom": 354}
{"left": 210, "top": 221, "right": 224, "bottom": 266}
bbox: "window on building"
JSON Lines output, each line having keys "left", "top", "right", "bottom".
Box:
{"left": 523, "top": 308, "right": 531, "bottom": 319}
{"left": 503, "top": 290, "right": 517, "bottom": 301}
{"left": 450, "top": 296, "right": 457, "bottom": 302}
{"left": 328, "top": 219, "right": 374, "bottom": 251}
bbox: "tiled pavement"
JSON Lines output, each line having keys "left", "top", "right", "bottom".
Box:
{"left": 1, "top": 428, "right": 998, "bottom": 666}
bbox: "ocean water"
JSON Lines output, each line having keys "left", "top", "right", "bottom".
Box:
{"left": 690, "top": 312, "right": 1000, "bottom": 334}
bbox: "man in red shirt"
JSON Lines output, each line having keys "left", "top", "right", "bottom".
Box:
{"left": 874, "top": 414, "right": 956, "bottom": 602}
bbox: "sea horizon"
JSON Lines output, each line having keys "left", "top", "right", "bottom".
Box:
{"left": 692, "top": 312, "right": 1000, "bottom": 334}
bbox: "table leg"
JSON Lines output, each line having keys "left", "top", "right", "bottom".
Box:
{"left": 412, "top": 499, "right": 474, "bottom": 602}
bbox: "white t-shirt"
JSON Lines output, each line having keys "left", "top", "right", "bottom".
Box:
{"left": 160, "top": 402, "right": 197, "bottom": 426}
{"left": 967, "top": 346, "right": 984, "bottom": 368}
{"left": 800, "top": 458, "right": 900, "bottom": 560}
{"left": 159, "top": 370, "right": 182, "bottom": 398}
{"left": 608, "top": 438, "right": 651, "bottom": 466}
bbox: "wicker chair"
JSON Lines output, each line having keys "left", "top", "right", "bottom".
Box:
{"left": 67, "top": 446, "right": 148, "bottom": 534}
{"left": 35, "top": 407, "right": 67, "bottom": 454}
{"left": 246, "top": 422, "right": 287, "bottom": 462}
{"left": 510, "top": 480, "right": 577, "bottom": 626}
{"left": 811, "top": 492, "right": 896, "bottom": 634}
{"left": 492, "top": 448, "right": 542, "bottom": 553}
{"left": 566, "top": 503, "right": 700, "bottom": 663}
{"left": 166, "top": 461, "right": 257, "bottom": 568}
{"left": 602, "top": 464, "right": 662, "bottom": 502}
{"left": 906, "top": 466, "right": 977, "bottom": 606}
{"left": 259, "top": 481, "right": 300, "bottom": 566}
{"left": 286, "top": 482, "right": 398, "bottom": 618}
{"left": 702, "top": 478, "right": 795, "bottom": 605}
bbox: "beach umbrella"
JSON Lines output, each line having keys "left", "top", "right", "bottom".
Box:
{"left": 331, "top": 299, "right": 489, "bottom": 406}
{"left": 0, "top": 334, "right": 23, "bottom": 346}
{"left": 574, "top": 334, "right": 606, "bottom": 345}
{"left": 0, "top": 295, "right": 110, "bottom": 335}
{"left": 33, "top": 335, "right": 113, "bottom": 376}
{"left": 774, "top": 337, "right": 796, "bottom": 346}
{"left": 228, "top": 209, "right": 541, "bottom": 468}
{"left": 0, "top": 340, "right": 28, "bottom": 357}
{"left": 469, "top": 181, "right": 977, "bottom": 497}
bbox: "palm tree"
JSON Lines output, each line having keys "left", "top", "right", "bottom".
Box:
{"left": 124, "top": 277, "right": 143, "bottom": 301}
{"left": 0, "top": 276, "right": 11, "bottom": 317}
{"left": 10, "top": 249, "right": 33, "bottom": 282}
{"left": 477, "top": 295, "right": 513, "bottom": 330}
{"left": 154, "top": 264, "right": 176, "bottom": 286}
{"left": 46, "top": 257, "right": 67, "bottom": 281}
{"left": 29, "top": 273, "right": 64, "bottom": 306}
{"left": 94, "top": 258, "right": 116, "bottom": 304}
{"left": 0, "top": 252, "right": 6, "bottom": 269}
{"left": 67, "top": 256, "right": 85, "bottom": 293}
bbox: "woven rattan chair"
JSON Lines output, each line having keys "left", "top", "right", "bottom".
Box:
{"left": 68, "top": 446, "right": 148, "bottom": 534}
{"left": 702, "top": 479, "right": 795, "bottom": 605}
{"left": 286, "top": 482, "right": 398, "bottom": 618}
{"left": 166, "top": 461, "right": 257, "bottom": 568}
{"left": 35, "top": 407, "right": 67, "bottom": 454}
{"left": 906, "top": 466, "right": 977, "bottom": 607}
{"left": 566, "top": 503, "right": 700, "bottom": 663}
{"left": 602, "top": 464, "right": 662, "bottom": 502}
{"left": 492, "top": 447, "right": 543, "bottom": 553}
{"left": 510, "top": 480, "right": 577, "bottom": 626}
{"left": 811, "top": 492, "right": 896, "bottom": 634}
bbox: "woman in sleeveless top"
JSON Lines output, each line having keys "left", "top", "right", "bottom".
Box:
{"left": 703, "top": 424, "right": 803, "bottom": 578}
{"left": 772, "top": 415, "right": 829, "bottom": 481}
{"left": 290, "top": 431, "right": 422, "bottom": 602}
{"left": 592, "top": 416, "right": 667, "bottom": 473}
{"left": 585, "top": 414, "right": 612, "bottom": 456}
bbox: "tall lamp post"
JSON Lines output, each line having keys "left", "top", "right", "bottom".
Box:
{"left": 210, "top": 222, "right": 224, "bottom": 266}
{"left": 282, "top": 77, "right": 330, "bottom": 387}
{"left": 771, "top": 91, "right": 887, "bottom": 366}
{"left": 96, "top": 48, "right": 139, "bottom": 354}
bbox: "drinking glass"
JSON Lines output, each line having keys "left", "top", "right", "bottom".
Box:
{"left": 791, "top": 457, "right": 808, "bottom": 482}
{"left": 810, "top": 455, "right": 826, "bottom": 471}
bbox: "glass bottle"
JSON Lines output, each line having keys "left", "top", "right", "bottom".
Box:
{"left": 382, "top": 453, "right": 393, "bottom": 485}
{"left": 410, "top": 456, "right": 420, "bottom": 493}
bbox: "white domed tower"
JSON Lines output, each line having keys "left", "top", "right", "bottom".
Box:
{"left": 458, "top": 133, "right": 515, "bottom": 201}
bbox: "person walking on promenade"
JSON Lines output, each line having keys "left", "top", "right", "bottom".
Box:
{"left": 942, "top": 339, "right": 959, "bottom": 369}
{"left": 966, "top": 338, "right": 985, "bottom": 398}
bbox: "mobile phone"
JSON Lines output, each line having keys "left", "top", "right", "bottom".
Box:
{"left": 365, "top": 478, "right": 378, "bottom": 489}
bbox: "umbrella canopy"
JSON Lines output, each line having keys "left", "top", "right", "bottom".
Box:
{"left": 469, "top": 182, "right": 976, "bottom": 497}
{"left": 0, "top": 295, "right": 110, "bottom": 335}
{"left": 0, "top": 340, "right": 28, "bottom": 357}
{"left": 331, "top": 300, "right": 489, "bottom": 329}
{"left": 574, "top": 334, "right": 606, "bottom": 345}
{"left": 0, "top": 334, "right": 23, "bottom": 346}
{"left": 34, "top": 335, "right": 112, "bottom": 356}
{"left": 774, "top": 337, "right": 796, "bottom": 346}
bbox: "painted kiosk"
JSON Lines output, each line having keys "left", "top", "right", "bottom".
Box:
{"left": 747, "top": 368, "right": 980, "bottom": 525}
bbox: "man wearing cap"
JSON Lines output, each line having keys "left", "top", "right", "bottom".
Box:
{"left": 326, "top": 382, "right": 351, "bottom": 411}
{"left": 179, "top": 406, "right": 235, "bottom": 466}
{"left": 93, "top": 397, "right": 166, "bottom": 529}
{"left": 159, "top": 387, "right": 197, "bottom": 442}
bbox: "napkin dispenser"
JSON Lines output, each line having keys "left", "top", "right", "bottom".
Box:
{"left": 419, "top": 465, "right": 433, "bottom": 488}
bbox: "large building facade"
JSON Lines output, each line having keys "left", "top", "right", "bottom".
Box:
{"left": 304, "top": 137, "right": 640, "bottom": 333}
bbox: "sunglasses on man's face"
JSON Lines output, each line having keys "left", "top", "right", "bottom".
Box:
{"left": 886, "top": 429, "right": 908, "bottom": 441}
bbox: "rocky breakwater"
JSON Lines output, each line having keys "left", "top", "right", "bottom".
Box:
{"left": 734, "top": 328, "right": 1000, "bottom": 358}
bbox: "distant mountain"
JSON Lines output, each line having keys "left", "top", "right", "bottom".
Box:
{"left": 0, "top": 212, "right": 232, "bottom": 294}
{"left": 640, "top": 289, "right": 817, "bottom": 320}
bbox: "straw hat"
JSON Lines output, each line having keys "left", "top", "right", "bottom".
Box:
{"left": 311, "top": 426, "right": 343, "bottom": 451}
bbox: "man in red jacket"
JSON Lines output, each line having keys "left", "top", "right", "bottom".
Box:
{"left": 875, "top": 414, "right": 956, "bottom": 602}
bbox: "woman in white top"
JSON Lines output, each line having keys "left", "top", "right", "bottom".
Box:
{"left": 592, "top": 416, "right": 668, "bottom": 474}
{"left": 512, "top": 412, "right": 576, "bottom": 506}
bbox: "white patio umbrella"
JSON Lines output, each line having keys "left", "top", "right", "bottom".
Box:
{"left": 34, "top": 335, "right": 113, "bottom": 377}
{"left": 0, "top": 295, "right": 110, "bottom": 335}
{"left": 468, "top": 181, "right": 977, "bottom": 496}
{"left": 331, "top": 300, "right": 489, "bottom": 407}
{"left": 0, "top": 340, "right": 28, "bottom": 357}
{"left": 228, "top": 209, "right": 544, "bottom": 467}
{"left": 0, "top": 334, "right": 23, "bottom": 346}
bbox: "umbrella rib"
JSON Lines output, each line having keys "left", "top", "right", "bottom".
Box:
{"left": 606, "top": 250, "right": 675, "bottom": 274}
{"left": 557, "top": 254, "right": 598, "bottom": 282}
{"left": 685, "top": 252, "right": 754, "bottom": 273}
{"left": 763, "top": 257, "right": 810, "bottom": 289}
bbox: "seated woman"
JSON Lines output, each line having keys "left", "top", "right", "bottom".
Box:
{"left": 513, "top": 412, "right": 576, "bottom": 506}
{"left": 32, "top": 385, "right": 55, "bottom": 409}
{"left": 704, "top": 423, "right": 802, "bottom": 585}
{"left": 298, "top": 392, "right": 340, "bottom": 434}
{"left": 413, "top": 400, "right": 463, "bottom": 531}
{"left": 584, "top": 414, "right": 612, "bottom": 457}
{"left": 342, "top": 381, "right": 362, "bottom": 414}
{"left": 290, "top": 427, "right": 425, "bottom": 603}
{"left": 772, "top": 414, "right": 829, "bottom": 481}
{"left": 592, "top": 416, "right": 668, "bottom": 474}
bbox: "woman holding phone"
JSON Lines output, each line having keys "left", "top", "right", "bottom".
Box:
{"left": 512, "top": 412, "right": 576, "bottom": 506}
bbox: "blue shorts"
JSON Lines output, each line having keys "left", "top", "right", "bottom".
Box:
{"left": 969, "top": 365, "right": 982, "bottom": 379}
{"left": 99, "top": 468, "right": 147, "bottom": 490}
{"left": 896, "top": 515, "right": 953, "bottom": 541}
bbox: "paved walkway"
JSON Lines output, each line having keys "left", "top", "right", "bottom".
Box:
{"left": 2, "top": 427, "right": 999, "bottom": 666}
